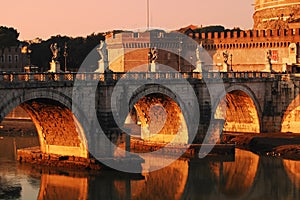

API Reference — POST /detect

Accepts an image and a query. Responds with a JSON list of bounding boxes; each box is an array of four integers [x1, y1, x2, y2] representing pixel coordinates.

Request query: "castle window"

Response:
[[133, 32, 139, 38], [8, 55, 12, 63], [14, 55, 18, 62], [0, 55, 4, 63], [167, 52, 171, 60], [158, 32, 164, 38]]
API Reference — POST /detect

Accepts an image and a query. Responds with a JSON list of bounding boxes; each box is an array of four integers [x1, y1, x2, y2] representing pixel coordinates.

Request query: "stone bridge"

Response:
[[0, 71, 300, 158]]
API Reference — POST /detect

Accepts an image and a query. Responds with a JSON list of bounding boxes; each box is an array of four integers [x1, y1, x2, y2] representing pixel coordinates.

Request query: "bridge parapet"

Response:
[[0, 71, 277, 84]]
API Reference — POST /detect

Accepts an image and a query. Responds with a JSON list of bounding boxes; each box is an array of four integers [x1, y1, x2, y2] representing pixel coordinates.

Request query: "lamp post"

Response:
[[190, 56, 193, 72], [178, 39, 183, 72], [27, 47, 32, 72], [230, 54, 233, 71], [63, 42, 68, 72]]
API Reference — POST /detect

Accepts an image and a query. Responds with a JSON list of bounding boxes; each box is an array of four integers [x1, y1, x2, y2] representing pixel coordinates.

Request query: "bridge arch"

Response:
[[214, 84, 262, 133], [126, 84, 190, 144], [281, 94, 300, 133], [0, 89, 88, 158]]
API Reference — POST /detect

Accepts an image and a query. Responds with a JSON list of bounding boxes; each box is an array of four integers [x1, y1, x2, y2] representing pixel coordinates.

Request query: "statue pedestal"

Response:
[[193, 61, 203, 72], [221, 63, 228, 72], [150, 63, 156, 72], [95, 61, 108, 73], [263, 63, 272, 72], [49, 61, 61, 72]]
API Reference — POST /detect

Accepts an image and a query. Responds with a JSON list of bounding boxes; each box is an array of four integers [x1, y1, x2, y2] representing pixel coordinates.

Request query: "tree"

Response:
[[0, 26, 19, 48]]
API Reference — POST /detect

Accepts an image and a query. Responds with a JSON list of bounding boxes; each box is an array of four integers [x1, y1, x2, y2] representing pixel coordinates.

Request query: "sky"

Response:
[[1, 0, 254, 40]]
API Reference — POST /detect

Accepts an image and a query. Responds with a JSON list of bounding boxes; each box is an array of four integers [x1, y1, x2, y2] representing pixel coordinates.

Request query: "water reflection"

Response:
[[1, 136, 300, 199], [283, 159, 300, 189], [211, 149, 259, 198]]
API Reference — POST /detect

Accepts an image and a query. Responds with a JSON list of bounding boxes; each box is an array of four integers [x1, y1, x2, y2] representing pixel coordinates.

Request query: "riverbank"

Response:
[[0, 119, 37, 137], [223, 132, 300, 160]]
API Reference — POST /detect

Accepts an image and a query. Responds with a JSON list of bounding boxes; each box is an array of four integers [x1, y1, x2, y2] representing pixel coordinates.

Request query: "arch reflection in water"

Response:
[[14, 149, 300, 199], [212, 149, 259, 198], [283, 159, 300, 189]]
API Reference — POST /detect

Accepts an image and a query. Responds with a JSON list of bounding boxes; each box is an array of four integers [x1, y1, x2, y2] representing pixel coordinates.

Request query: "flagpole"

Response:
[[147, 0, 150, 30]]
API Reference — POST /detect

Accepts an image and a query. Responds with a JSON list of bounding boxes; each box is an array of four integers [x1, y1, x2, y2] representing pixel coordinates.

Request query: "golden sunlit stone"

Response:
[[128, 93, 188, 144], [216, 90, 260, 133], [282, 95, 300, 133]]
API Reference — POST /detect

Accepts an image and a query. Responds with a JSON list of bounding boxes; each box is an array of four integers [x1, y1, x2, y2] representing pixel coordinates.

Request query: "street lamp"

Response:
[[178, 39, 183, 72], [63, 42, 68, 72], [190, 56, 193, 72], [27, 47, 32, 72], [230, 54, 233, 71]]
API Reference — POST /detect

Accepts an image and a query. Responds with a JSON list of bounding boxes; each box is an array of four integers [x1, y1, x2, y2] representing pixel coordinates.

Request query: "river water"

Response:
[[0, 122, 300, 199]]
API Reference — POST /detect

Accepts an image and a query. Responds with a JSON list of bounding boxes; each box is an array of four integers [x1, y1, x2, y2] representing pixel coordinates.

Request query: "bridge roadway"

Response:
[[0, 71, 299, 159]]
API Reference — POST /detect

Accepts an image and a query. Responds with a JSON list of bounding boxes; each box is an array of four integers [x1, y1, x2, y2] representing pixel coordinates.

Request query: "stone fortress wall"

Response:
[[106, 28, 300, 73], [190, 28, 300, 72], [104, 0, 300, 73]]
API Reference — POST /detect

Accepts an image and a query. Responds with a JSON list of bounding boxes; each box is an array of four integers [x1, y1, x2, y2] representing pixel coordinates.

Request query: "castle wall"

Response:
[[106, 29, 300, 73], [197, 29, 300, 72]]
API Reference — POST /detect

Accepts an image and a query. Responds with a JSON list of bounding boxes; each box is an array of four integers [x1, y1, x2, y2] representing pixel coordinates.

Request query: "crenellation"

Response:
[[233, 31, 239, 38], [246, 30, 253, 37], [207, 32, 212, 39], [214, 32, 219, 39], [240, 31, 245, 38], [253, 30, 259, 38], [226, 31, 231, 38], [259, 30, 265, 37]]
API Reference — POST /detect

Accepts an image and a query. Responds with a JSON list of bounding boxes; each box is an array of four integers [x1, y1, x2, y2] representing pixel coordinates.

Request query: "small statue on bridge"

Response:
[[50, 43, 60, 62], [98, 40, 108, 62], [95, 40, 109, 73], [265, 49, 273, 72], [223, 50, 230, 71], [194, 43, 204, 72], [149, 47, 158, 64]]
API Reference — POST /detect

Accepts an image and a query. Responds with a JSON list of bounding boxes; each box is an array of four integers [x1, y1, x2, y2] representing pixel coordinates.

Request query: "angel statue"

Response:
[[50, 43, 60, 62], [98, 40, 108, 62], [223, 50, 229, 66], [149, 47, 158, 63]]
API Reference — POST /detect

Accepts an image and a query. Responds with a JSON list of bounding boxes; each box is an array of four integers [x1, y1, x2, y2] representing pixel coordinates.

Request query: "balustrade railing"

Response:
[[0, 71, 281, 83]]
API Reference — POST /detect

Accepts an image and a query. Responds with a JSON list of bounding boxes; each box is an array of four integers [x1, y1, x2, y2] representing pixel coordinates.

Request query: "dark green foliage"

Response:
[[0, 26, 20, 48], [30, 33, 105, 71], [193, 25, 225, 33]]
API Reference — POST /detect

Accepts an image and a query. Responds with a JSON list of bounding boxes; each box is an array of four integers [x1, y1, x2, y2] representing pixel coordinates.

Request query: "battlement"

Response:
[[189, 28, 300, 40], [185, 28, 300, 50]]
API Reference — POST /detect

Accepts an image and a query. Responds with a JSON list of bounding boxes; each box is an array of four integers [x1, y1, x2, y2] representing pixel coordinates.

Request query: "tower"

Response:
[[253, 0, 300, 29]]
